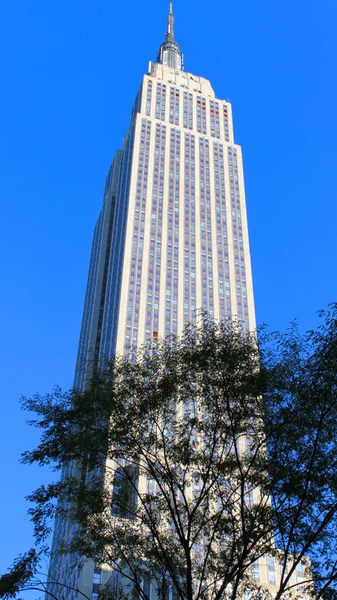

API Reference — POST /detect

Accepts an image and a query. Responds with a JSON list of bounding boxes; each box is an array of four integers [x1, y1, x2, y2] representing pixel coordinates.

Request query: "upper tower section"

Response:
[[157, 1, 184, 71]]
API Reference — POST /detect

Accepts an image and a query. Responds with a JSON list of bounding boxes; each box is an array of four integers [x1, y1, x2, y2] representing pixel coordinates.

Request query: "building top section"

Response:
[[141, 63, 234, 145], [157, 1, 183, 71], [148, 62, 216, 100]]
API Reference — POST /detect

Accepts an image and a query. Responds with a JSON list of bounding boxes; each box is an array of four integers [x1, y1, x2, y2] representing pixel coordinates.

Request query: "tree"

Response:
[[0, 550, 91, 600], [1, 308, 337, 600]]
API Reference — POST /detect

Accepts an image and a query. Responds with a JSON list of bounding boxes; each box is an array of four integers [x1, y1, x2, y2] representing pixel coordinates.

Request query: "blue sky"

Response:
[[1, 0, 337, 589]]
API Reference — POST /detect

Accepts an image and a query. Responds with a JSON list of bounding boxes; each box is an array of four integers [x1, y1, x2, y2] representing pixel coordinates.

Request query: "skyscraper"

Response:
[[48, 2, 271, 598], [74, 2, 255, 394]]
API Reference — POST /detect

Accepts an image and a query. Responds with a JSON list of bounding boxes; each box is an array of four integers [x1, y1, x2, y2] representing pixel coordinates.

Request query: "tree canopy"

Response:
[[2, 308, 337, 600]]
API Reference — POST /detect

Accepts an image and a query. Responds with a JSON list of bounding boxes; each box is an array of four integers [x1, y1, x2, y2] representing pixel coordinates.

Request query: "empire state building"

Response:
[[49, 2, 257, 597], [74, 2, 255, 392]]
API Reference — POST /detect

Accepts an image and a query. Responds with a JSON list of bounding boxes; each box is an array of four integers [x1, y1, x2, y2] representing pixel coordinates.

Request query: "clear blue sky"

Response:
[[1, 0, 337, 587]]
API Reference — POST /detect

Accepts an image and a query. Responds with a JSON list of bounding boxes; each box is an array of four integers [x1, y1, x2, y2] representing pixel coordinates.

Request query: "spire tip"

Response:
[[167, 1, 174, 39], [157, 0, 183, 71]]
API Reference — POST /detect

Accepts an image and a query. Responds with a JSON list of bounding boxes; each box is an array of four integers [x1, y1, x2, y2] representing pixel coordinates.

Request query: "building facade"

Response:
[[74, 3, 255, 393], [47, 3, 306, 600]]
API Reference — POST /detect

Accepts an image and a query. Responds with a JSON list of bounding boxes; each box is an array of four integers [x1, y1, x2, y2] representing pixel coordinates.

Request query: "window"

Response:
[[267, 556, 276, 585], [143, 573, 151, 599]]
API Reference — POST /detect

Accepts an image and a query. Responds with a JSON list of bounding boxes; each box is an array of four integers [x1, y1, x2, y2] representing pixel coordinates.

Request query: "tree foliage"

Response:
[[2, 308, 337, 599]]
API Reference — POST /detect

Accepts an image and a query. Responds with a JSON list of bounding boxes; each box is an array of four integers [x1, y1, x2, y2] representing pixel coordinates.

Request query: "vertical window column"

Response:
[[145, 124, 166, 341], [183, 92, 193, 130], [228, 146, 248, 329], [197, 96, 207, 134], [183, 133, 196, 325], [214, 142, 231, 319], [223, 104, 230, 142], [251, 561, 260, 583], [146, 80, 152, 116], [199, 138, 214, 314], [267, 556, 276, 585], [125, 119, 151, 348], [170, 87, 180, 126], [215, 101, 220, 138], [155, 83, 167, 121], [165, 129, 181, 334], [210, 100, 220, 139]]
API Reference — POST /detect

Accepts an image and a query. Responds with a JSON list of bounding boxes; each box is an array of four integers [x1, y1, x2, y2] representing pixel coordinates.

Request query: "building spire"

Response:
[[157, 0, 183, 71], [167, 1, 174, 39]]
